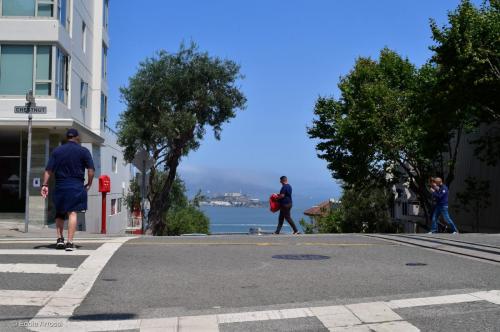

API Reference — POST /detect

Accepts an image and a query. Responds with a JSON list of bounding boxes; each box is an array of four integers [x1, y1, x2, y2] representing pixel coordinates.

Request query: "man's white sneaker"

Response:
[[452, 231, 459, 235]]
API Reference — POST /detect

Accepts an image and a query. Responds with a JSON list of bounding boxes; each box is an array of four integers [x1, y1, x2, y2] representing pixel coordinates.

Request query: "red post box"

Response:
[[98, 175, 111, 234], [99, 175, 111, 193]]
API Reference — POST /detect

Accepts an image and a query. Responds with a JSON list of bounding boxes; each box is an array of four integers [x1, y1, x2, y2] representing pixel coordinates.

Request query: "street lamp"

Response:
[[24, 90, 36, 233]]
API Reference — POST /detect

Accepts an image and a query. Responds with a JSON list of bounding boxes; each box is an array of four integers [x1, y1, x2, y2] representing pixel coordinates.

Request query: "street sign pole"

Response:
[[141, 159, 147, 233], [24, 91, 36, 233]]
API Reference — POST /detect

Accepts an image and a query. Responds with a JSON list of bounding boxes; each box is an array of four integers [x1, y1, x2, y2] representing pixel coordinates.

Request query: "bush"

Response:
[[124, 179, 142, 210], [300, 209, 345, 234], [299, 218, 315, 234], [300, 184, 399, 234], [164, 206, 210, 236]]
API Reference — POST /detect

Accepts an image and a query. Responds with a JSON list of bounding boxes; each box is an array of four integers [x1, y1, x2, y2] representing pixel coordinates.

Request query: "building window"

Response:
[[36, 45, 52, 96], [101, 43, 108, 79], [112, 156, 117, 173], [0, 44, 52, 96], [80, 80, 88, 110], [55, 48, 69, 102], [57, 0, 70, 29], [103, 0, 109, 31], [81, 21, 87, 53], [1, 0, 54, 17], [100, 93, 107, 129], [117, 198, 122, 213], [111, 198, 117, 215]]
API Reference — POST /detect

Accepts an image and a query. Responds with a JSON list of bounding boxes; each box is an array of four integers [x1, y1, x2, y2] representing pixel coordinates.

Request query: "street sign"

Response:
[[14, 106, 47, 114]]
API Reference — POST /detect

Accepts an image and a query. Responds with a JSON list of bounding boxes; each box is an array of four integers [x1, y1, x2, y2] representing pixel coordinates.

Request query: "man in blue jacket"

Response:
[[41, 129, 95, 251], [429, 177, 459, 234], [274, 176, 300, 234]]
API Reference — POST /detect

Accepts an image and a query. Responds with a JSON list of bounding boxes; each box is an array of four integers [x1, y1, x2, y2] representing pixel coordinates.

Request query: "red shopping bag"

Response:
[[269, 194, 280, 213]]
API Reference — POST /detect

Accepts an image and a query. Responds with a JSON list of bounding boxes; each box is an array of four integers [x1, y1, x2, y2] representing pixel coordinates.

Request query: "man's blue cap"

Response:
[[66, 128, 79, 138]]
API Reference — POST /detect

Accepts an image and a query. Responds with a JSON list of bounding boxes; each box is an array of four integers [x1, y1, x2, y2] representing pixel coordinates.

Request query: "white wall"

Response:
[[85, 128, 132, 234]]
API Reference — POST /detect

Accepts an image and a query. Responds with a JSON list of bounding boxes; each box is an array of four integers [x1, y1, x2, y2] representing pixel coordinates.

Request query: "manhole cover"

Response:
[[406, 263, 427, 266], [272, 254, 330, 260]]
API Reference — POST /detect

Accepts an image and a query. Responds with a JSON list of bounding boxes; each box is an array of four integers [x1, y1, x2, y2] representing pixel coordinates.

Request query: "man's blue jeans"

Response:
[[431, 205, 458, 233]]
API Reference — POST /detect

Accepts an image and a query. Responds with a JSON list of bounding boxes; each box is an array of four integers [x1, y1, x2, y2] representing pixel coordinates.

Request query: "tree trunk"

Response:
[[147, 146, 184, 236]]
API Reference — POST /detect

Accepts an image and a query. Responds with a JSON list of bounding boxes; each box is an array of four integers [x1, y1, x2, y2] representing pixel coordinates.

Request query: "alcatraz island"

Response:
[[200, 192, 264, 208]]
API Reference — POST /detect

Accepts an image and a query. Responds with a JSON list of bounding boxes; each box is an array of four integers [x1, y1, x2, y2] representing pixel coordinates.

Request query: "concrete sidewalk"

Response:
[[0, 221, 128, 239]]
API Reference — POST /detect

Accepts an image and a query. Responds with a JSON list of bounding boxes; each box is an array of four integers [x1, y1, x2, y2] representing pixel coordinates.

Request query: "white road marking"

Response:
[[0, 263, 75, 274], [471, 290, 500, 305], [311, 305, 362, 328], [387, 293, 480, 309], [28, 237, 133, 332], [367, 321, 421, 332], [140, 317, 178, 331], [0, 290, 53, 306], [179, 315, 219, 332], [346, 302, 402, 323], [24, 289, 500, 331], [330, 321, 420, 332], [0, 249, 93, 256], [0, 239, 123, 244]]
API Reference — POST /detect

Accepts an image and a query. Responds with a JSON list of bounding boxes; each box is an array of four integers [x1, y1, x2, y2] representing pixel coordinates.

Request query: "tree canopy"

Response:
[[118, 43, 246, 235], [309, 0, 499, 226]]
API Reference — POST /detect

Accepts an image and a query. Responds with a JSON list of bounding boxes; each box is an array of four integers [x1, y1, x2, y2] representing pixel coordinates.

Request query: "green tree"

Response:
[[124, 178, 141, 211], [163, 176, 209, 236], [117, 43, 246, 235], [431, 0, 500, 165], [300, 185, 395, 234], [339, 185, 395, 233], [308, 49, 451, 224]]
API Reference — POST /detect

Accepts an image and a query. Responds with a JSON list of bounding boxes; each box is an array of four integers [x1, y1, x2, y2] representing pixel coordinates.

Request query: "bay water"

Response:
[[202, 204, 310, 234]]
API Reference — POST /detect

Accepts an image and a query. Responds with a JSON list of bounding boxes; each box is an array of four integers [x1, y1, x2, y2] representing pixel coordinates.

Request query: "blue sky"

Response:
[[107, 0, 478, 202]]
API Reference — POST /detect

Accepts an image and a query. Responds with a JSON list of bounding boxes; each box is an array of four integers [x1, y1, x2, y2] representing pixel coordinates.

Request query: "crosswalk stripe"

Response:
[[0, 263, 75, 274], [346, 302, 403, 324], [0, 240, 105, 244], [0, 249, 94, 256], [28, 237, 133, 331], [0, 238, 134, 244], [471, 290, 500, 305], [25, 289, 499, 331], [0, 290, 53, 306]]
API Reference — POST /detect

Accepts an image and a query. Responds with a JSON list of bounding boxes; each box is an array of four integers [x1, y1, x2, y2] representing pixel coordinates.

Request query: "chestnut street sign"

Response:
[[14, 106, 47, 114]]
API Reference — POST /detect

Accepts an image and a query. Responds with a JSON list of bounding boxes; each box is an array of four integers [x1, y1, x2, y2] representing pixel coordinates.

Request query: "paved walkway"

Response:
[[0, 221, 126, 239], [19, 289, 499, 331]]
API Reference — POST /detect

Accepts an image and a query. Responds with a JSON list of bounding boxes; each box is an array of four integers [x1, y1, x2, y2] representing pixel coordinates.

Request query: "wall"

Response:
[[449, 126, 500, 232]]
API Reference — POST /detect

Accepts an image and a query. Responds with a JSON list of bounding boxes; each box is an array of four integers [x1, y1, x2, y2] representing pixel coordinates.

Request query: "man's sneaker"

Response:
[[65, 242, 75, 251], [427, 231, 435, 234], [56, 237, 65, 249], [452, 231, 459, 235]]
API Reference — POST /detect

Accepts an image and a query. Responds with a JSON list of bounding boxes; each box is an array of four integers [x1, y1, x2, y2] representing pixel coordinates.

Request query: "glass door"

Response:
[[0, 131, 25, 213]]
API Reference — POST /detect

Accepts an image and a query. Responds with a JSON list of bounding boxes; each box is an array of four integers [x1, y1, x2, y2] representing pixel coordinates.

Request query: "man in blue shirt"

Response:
[[429, 177, 459, 234], [274, 176, 300, 234], [41, 129, 95, 251]]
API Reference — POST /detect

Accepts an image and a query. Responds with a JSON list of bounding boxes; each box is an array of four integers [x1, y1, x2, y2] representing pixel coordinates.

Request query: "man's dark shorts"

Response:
[[53, 181, 87, 217]]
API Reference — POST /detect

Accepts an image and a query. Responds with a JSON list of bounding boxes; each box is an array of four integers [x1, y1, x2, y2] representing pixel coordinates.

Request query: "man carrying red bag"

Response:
[[272, 176, 300, 235]]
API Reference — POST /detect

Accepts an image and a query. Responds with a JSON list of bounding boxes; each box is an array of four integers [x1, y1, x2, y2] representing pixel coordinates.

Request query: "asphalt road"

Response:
[[69, 234, 500, 331]]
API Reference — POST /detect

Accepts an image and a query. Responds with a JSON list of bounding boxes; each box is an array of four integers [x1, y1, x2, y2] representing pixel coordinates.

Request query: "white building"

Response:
[[0, 0, 133, 234]]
